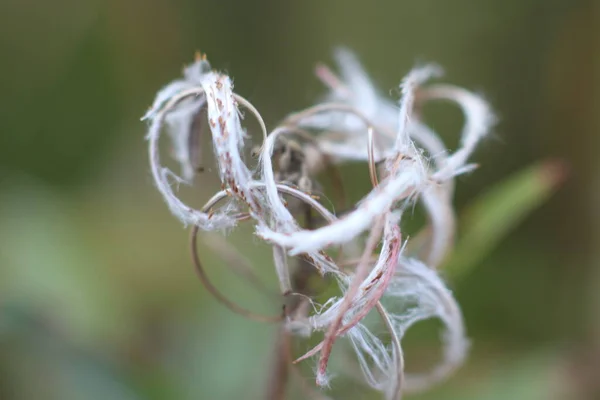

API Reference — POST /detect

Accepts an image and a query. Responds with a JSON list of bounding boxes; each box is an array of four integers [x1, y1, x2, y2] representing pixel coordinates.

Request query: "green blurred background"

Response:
[[0, 0, 598, 399]]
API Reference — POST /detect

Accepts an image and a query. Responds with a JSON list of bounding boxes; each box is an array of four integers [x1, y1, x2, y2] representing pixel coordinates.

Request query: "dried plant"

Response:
[[142, 49, 495, 399]]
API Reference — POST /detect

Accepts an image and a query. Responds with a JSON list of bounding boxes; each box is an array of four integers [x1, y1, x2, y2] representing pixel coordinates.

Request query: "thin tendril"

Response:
[[203, 233, 280, 299], [190, 225, 284, 323], [234, 93, 268, 152], [284, 103, 394, 141], [189, 189, 283, 323], [375, 303, 404, 400], [368, 127, 379, 187], [160, 88, 205, 115], [188, 183, 337, 323]]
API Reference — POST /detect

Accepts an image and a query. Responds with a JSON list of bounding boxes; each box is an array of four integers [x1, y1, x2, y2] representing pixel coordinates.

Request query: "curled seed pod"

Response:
[[144, 49, 494, 400]]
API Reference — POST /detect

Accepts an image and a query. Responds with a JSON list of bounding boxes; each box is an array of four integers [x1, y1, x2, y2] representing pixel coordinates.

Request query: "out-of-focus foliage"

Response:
[[0, 0, 598, 399], [446, 161, 566, 280]]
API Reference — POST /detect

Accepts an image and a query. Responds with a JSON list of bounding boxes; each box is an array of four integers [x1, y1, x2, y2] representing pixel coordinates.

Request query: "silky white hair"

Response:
[[143, 49, 494, 399]]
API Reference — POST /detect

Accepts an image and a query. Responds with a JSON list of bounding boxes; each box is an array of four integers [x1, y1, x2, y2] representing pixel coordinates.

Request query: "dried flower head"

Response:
[[143, 49, 495, 399]]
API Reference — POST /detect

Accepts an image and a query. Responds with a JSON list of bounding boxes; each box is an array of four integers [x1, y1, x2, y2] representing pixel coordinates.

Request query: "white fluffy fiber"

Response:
[[144, 50, 494, 399]]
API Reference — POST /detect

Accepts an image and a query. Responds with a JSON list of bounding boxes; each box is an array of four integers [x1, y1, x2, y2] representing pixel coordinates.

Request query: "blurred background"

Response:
[[0, 0, 598, 399]]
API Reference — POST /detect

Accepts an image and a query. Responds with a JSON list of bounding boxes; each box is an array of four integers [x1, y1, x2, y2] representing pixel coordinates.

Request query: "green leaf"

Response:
[[445, 160, 566, 279]]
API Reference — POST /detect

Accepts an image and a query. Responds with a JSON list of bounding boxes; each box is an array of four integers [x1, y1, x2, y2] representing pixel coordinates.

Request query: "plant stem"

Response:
[[265, 207, 318, 400]]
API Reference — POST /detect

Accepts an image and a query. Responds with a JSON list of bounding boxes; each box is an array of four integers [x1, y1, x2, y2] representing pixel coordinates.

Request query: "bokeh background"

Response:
[[1, 0, 599, 399]]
